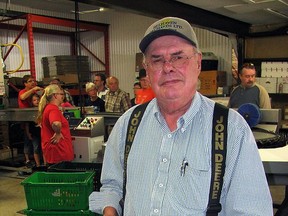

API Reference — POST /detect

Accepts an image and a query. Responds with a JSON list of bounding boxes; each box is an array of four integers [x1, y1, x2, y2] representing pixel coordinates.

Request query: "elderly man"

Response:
[[228, 63, 271, 108], [105, 76, 131, 113], [89, 17, 272, 216]]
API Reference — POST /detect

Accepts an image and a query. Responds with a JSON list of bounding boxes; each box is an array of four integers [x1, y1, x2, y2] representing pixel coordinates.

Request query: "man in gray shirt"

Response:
[[228, 63, 271, 109]]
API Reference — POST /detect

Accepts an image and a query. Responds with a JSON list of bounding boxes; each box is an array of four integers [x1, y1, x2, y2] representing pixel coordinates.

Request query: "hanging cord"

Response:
[[1, 43, 24, 74]]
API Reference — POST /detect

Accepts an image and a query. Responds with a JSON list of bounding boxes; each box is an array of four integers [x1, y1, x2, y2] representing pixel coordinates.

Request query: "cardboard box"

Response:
[[277, 77, 288, 93], [257, 77, 278, 93], [42, 74, 83, 85], [198, 70, 226, 95]]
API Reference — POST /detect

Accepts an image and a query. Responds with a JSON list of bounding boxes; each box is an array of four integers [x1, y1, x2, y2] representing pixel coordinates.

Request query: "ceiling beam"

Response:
[[75, 0, 251, 36]]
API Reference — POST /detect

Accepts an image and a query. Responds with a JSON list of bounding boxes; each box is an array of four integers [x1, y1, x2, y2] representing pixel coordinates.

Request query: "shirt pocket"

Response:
[[169, 159, 210, 213]]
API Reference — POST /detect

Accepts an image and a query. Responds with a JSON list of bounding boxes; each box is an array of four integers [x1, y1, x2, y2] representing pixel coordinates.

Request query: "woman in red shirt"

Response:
[[36, 84, 74, 165]]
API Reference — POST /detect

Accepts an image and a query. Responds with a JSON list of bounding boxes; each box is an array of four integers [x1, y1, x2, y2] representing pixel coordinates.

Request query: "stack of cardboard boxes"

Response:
[[41, 55, 90, 85], [257, 62, 288, 94], [198, 52, 227, 96]]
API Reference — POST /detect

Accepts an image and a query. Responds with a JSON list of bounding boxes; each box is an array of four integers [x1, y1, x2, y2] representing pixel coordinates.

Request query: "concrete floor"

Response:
[[0, 168, 28, 216], [0, 167, 286, 216]]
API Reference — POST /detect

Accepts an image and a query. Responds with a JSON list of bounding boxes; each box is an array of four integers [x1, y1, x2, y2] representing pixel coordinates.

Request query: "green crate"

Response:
[[24, 209, 102, 216], [21, 172, 94, 211], [23, 209, 97, 216]]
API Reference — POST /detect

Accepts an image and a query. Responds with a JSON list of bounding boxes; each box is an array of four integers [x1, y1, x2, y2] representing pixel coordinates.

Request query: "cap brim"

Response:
[[139, 29, 197, 53]]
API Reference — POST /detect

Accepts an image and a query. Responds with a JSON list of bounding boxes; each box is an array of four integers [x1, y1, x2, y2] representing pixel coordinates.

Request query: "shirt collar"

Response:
[[108, 89, 120, 95], [152, 92, 201, 130]]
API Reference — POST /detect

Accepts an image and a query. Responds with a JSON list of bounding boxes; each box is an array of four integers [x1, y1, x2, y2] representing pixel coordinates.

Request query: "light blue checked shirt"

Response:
[[89, 92, 273, 216]]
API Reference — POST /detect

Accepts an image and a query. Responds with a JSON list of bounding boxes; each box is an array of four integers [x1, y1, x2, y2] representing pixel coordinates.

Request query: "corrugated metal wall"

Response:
[[1, 30, 71, 80], [0, 2, 233, 97]]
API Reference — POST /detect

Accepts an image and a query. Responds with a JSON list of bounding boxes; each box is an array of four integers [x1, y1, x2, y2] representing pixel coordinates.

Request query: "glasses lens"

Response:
[[148, 55, 192, 71]]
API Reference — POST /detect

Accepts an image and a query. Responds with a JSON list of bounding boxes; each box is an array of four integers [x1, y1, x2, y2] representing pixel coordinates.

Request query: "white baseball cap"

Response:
[[139, 17, 199, 53]]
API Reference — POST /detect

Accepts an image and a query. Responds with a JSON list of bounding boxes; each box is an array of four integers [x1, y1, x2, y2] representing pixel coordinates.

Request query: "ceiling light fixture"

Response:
[[278, 0, 288, 6], [246, 0, 276, 3], [266, 8, 288, 18], [71, 7, 105, 14]]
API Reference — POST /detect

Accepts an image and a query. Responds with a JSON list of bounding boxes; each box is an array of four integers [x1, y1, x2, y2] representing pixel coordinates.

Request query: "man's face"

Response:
[[144, 35, 202, 103], [94, 76, 103, 88], [239, 68, 256, 88], [25, 78, 37, 89], [133, 84, 141, 96], [139, 76, 151, 89], [108, 78, 119, 92]]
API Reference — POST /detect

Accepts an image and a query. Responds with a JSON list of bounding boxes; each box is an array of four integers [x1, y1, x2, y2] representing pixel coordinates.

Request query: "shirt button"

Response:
[[167, 134, 172, 138], [159, 183, 163, 187], [181, 128, 185, 133], [162, 158, 167, 163], [154, 209, 159, 213]]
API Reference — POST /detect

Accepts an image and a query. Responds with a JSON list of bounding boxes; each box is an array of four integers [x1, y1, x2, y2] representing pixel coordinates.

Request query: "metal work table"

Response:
[[0, 108, 38, 122], [0, 108, 122, 124], [260, 145, 288, 216]]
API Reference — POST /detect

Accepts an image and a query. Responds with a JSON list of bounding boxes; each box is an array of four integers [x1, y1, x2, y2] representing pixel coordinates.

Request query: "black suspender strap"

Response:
[[206, 103, 229, 216], [119, 102, 150, 211]]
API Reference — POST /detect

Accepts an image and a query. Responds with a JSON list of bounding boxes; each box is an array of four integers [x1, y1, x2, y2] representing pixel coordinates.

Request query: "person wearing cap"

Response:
[[135, 69, 155, 104], [84, 82, 105, 112], [50, 77, 75, 106], [228, 63, 271, 109], [89, 17, 272, 215]]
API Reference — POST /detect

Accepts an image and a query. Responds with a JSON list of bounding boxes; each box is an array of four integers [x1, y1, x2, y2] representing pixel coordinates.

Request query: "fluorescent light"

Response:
[[71, 7, 105, 14], [266, 8, 288, 18], [246, 0, 276, 3]]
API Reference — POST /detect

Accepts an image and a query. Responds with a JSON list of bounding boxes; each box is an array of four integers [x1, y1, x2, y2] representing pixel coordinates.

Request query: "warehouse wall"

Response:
[[0, 2, 233, 97]]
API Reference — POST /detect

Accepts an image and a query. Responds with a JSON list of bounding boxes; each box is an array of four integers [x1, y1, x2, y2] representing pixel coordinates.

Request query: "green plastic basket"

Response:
[[23, 209, 102, 216], [21, 172, 94, 211]]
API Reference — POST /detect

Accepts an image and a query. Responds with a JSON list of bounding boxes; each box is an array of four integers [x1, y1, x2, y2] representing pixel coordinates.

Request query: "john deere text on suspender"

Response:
[[119, 102, 150, 211], [207, 103, 229, 216], [121, 102, 228, 216]]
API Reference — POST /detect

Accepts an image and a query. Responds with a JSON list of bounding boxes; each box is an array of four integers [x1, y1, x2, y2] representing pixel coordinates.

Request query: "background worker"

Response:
[[89, 17, 272, 215], [130, 82, 141, 106], [36, 84, 74, 165], [18, 75, 43, 167], [105, 76, 131, 113], [85, 82, 105, 112], [94, 72, 109, 101], [25, 93, 42, 167], [18, 75, 43, 108], [136, 68, 155, 104], [49, 76, 75, 106], [228, 63, 271, 109]]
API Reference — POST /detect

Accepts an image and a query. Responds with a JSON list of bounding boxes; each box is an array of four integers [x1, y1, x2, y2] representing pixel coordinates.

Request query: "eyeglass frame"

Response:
[[144, 53, 198, 71]]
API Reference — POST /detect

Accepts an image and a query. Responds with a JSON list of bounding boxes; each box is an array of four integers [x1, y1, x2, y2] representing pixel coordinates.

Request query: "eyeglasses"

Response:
[[242, 63, 255, 70], [145, 54, 196, 71]]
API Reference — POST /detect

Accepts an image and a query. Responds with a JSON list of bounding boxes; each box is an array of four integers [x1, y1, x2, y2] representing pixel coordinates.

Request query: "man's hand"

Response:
[[103, 206, 118, 216]]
